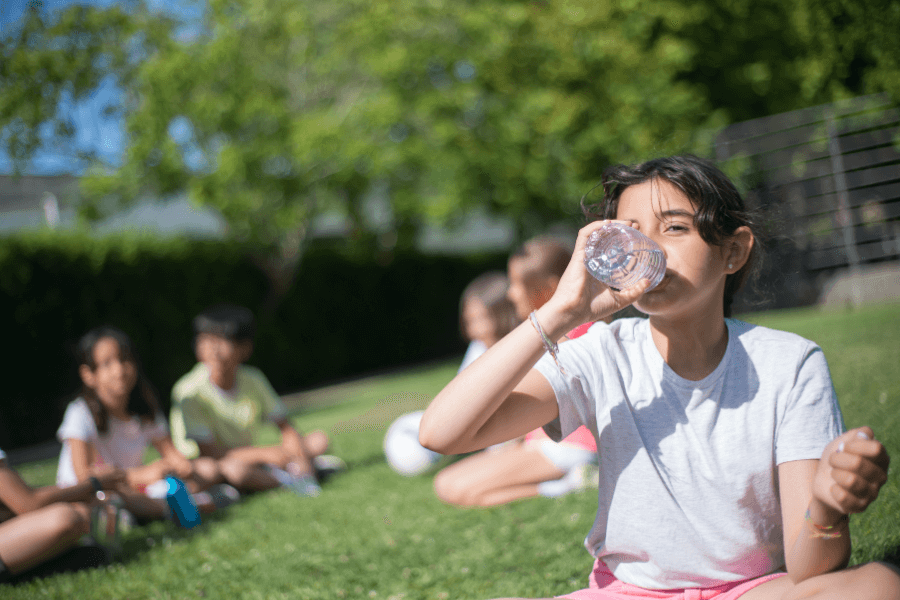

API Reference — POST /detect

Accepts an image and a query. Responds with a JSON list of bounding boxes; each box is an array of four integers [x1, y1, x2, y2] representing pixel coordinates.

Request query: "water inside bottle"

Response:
[[584, 225, 666, 290]]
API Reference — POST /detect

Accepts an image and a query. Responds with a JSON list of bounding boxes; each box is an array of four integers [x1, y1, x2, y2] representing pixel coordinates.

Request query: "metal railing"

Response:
[[715, 95, 900, 308]]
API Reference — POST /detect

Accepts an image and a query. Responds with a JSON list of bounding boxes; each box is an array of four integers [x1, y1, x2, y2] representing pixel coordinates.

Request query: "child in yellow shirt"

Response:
[[170, 304, 342, 496]]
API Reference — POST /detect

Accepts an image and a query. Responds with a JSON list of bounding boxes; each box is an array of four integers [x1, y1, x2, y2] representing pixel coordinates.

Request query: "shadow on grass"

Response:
[[117, 507, 234, 565], [115, 456, 388, 566], [882, 544, 900, 569], [344, 452, 388, 472]]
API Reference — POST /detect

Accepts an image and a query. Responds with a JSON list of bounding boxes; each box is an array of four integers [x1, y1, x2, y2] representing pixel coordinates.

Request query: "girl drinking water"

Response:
[[56, 326, 236, 522], [420, 155, 898, 599]]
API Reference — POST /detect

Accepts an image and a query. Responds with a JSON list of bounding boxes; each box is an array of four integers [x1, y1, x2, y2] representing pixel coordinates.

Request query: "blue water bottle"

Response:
[[165, 476, 201, 529]]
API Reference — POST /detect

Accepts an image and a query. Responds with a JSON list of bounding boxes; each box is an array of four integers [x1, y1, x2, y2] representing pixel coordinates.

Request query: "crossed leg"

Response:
[[433, 442, 566, 507]]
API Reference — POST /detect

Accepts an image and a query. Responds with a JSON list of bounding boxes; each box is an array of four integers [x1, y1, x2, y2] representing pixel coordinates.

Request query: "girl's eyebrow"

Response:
[[619, 208, 695, 222], [659, 209, 695, 219]]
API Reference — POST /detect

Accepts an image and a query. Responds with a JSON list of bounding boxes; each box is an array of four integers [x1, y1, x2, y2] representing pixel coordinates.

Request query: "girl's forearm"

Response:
[[419, 304, 573, 455], [1, 475, 93, 514], [784, 500, 851, 583]]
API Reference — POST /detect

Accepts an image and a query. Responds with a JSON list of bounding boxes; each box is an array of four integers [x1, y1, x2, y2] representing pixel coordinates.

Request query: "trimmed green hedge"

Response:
[[0, 231, 508, 450]]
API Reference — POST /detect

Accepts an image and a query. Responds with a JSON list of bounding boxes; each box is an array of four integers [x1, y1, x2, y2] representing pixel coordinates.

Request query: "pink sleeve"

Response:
[[560, 426, 597, 452], [566, 322, 594, 340], [526, 426, 597, 452], [524, 427, 550, 443]]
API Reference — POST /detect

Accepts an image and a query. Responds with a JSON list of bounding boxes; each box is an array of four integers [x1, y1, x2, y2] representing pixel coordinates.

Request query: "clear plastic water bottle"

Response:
[[583, 223, 666, 291], [165, 476, 201, 529], [90, 495, 127, 556]]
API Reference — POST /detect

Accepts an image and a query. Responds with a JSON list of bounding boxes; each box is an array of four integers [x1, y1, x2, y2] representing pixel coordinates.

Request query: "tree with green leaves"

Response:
[[2, 0, 898, 308]]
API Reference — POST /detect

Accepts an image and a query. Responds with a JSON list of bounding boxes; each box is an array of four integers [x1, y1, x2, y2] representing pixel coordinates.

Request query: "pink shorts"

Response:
[[558, 560, 787, 600]]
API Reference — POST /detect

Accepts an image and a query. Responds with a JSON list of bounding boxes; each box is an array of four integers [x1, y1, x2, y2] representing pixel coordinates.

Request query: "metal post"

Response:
[[825, 108, 862, 307]]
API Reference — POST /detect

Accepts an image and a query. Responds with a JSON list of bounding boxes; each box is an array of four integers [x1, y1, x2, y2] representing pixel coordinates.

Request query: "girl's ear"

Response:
[[79, 364, 96, 389], [725, 226, 754, 274]]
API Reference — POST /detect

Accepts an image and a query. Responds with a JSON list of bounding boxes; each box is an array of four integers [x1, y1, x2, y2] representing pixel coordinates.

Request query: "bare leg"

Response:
[[217, 458, 280, 493], [433, 443, 566, 507], [0, 503, 90, 574], [224, 437, 330, 480], [183, 457, 224, 492], [736, 561, 900, 599], [301, 430, 329, 458], [116, 490, 169, 521], [224, 445, 290, 468]]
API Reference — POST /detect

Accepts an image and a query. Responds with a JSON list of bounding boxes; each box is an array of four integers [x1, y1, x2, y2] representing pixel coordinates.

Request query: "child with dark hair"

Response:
[[421, 155, 899, 598], [0, 448, 121, 584], [170, 304, 343, 497], [56, 326, 236, 522]]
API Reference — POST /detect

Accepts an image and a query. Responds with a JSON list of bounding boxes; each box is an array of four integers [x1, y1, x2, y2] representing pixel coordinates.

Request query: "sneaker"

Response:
[[571, 463, 600, 491], [208, 483, 241, 508], [286, 474, 322, 497], [312, 454, 346, 482], [194, 484, 241, 513]]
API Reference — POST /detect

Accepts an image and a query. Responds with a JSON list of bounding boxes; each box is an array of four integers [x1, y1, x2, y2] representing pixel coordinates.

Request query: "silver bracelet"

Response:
[[529, 311, 568, 375]]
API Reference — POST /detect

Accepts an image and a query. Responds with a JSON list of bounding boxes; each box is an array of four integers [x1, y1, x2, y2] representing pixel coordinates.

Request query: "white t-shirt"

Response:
[[56, 397, 169, 487], [534, 318, 844, 590], [458, 340, 488, 372]]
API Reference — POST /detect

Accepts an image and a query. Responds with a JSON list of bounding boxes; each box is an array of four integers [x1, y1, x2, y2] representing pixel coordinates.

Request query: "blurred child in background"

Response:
[[458, 271, 521, 372], [170, 304, 343, 497], [432, 238, 599, 507], [56, 326, 236, 523], [1, 447, 122, 583]]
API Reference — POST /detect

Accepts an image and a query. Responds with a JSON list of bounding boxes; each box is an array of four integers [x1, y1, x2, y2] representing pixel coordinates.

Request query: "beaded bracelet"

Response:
[[804, 508, 847, 539], [529, 311, 569, 375]]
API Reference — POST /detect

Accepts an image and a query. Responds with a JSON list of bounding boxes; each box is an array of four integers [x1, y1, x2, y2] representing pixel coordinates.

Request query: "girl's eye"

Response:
[[666, 223, 689, 232]]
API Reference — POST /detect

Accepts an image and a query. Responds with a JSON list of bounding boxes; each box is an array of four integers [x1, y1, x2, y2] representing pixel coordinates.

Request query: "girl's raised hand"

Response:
[[813, 426, 890, 516], [547, 220, 651, 329]]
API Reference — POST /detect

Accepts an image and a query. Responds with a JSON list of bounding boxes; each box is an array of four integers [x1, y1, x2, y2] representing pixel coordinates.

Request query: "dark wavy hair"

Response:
[[76, 326, 161, 434], [581, 155, 762, 318]]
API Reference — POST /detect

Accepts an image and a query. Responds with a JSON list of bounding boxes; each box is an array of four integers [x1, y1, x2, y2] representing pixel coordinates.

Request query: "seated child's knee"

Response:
[[47, 503, 90, 536], [433, 471, 474, 506], [193, 457, 222, 480], [218, 458, 251, 484], [305, 430, 329, 456]]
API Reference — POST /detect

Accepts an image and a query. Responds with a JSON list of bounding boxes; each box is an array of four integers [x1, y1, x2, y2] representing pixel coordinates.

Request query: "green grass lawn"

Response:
[[6, 302, 900, 599]]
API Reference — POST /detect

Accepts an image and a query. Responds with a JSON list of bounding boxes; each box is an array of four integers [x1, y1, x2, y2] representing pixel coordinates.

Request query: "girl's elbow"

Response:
[[418, 418, 454, 455], [417, 423, 442, 453]]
